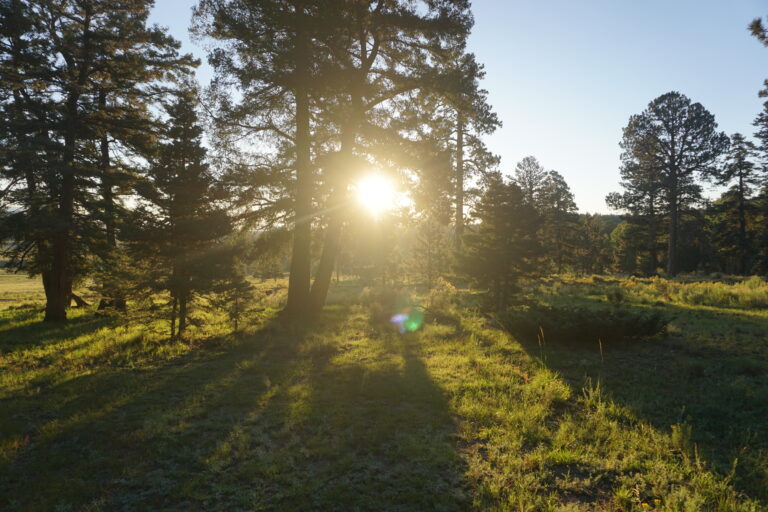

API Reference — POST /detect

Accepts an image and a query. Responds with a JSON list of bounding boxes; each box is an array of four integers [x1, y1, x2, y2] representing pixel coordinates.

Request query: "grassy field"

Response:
[[0, 272, 45, 308], [0, 274, 766, 511]]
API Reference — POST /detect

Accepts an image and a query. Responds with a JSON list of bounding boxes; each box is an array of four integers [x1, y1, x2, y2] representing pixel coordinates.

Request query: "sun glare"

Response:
[[354, 174, 396, 217]]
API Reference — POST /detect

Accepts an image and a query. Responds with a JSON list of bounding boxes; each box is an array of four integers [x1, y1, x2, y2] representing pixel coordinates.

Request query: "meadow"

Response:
[[1, 272, 767, 511]]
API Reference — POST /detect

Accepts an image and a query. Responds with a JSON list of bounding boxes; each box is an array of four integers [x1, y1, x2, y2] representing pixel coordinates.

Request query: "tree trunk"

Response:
[[667, 186, 678, 276], [43, 1, 93, 321], [178, 295, 188, 338], [427, 234, 433, 288], [648, 194, 658, 276], [285, 28, 313, 317], [170, 296, 177, 339], [738, 176, 748, 275], [96, 90, 127, 312], [44, 97, 78, 322], [309, 99, 359, 313], [309, 210, 344, 312], [455, 114, 465, 252]]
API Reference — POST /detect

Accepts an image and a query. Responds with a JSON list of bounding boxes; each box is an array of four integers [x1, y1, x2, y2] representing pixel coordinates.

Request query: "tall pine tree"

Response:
[[128, 89, 232, 338]]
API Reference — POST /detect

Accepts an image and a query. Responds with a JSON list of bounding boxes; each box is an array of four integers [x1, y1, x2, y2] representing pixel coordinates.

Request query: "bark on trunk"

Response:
[[44, 6, 92, 322], [667, 185, 678, 276], [285, 28, 313, 316], [178, 295, 188, 338], [738, 176, 748, 275], [454, 115, 465, 252], [45, 97, 78, 322], [648, 194, 658, 276], [96, 90, 126, 312], [309, 201, 344, 312], [170, 297, 177, 339], [308, 102, 359, 313]]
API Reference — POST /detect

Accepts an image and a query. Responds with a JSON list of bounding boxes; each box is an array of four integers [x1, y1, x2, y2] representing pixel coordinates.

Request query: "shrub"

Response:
[[427, 277, 457, 316], [500, 304, 668, 344]]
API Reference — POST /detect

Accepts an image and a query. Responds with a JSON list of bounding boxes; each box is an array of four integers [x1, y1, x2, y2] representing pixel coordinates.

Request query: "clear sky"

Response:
[[149, 0, 768, 213]]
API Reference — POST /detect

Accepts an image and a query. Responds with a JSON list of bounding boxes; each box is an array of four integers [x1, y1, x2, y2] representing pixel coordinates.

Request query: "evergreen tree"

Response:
[[0, 0, 194, 321], [539, 170, 578, 272], [513, 156, 548, 206], [192, 0, 319, 317], [710, 133, 761, 274], [606, 161, 665, 275], [457, 173, 540, 310], [304, 0, 473, 312], [618, 92, 728, 275], [575, 214, 611, 274], [410, 52, 500, 251], [610, 221, 643, 274], [128, 90, 232, 338], [752, 100, 768, 273], [208, 259, 254, 333], [753, 188, 768, 273]]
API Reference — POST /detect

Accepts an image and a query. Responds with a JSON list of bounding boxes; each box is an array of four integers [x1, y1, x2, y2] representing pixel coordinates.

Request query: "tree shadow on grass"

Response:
[[515, 298, 768, 505], [0, 306, 117, 352], [1, 305, 467, 511]]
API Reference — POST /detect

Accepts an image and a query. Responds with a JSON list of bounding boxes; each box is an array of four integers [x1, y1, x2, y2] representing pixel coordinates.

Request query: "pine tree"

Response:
[[192, 0, 319, 317], [127, 90, 232, 338], [751, 102, 768, 273], [195, 0, 474, 314], [0, 0, 194, 321], [575, 214, 611, 274], [305, 0, 473, 312], [410, 52, 500, 252], [412, 215, 452, 288], [457, 173, 540, 310], [610, 222, 643, 274], [513, 156, 548, 206], [539, 170, 578, 273], [710, 133, 761, 274], [618, 92, 728, 275], [606, 161, 665, 275]]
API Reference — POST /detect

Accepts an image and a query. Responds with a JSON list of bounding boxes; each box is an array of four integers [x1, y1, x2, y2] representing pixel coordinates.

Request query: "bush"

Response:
[[426, 277, 457, 316], [500, 304, 668, 344]]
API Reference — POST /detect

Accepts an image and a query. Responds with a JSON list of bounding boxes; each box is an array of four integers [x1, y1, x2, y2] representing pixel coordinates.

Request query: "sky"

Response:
[[149, 0, 768, 213]]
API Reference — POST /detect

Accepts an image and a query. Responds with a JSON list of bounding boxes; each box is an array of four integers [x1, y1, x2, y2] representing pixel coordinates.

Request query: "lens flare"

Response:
[[354, 174, 396, 217], [390, 307, 424, 333]]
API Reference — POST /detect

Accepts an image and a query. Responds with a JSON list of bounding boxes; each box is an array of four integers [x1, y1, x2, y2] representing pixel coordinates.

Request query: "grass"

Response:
[[0, 271, 45, 308], [0, 274, 766, 510]]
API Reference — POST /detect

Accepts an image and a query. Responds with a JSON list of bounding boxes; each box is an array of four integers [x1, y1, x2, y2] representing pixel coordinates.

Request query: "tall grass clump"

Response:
[[622, 276, 768, 309], [426, 277, 457, 318]]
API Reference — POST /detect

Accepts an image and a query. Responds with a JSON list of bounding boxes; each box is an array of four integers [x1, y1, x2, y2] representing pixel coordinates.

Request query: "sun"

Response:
[[354, 174, 396, 217]]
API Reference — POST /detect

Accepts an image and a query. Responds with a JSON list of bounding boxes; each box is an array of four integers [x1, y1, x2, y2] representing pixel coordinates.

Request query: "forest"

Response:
[[1, 1, 768, 511]]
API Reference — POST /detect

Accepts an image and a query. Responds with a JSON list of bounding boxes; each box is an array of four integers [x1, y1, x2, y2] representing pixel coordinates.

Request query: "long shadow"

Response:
[[514, 298, 768, 504], [262, 325, 467, 510], [173, 307, 468, 510], [0, 307, 117, 353], [1, 305, 467, 511], [0, 310, 299, 510]]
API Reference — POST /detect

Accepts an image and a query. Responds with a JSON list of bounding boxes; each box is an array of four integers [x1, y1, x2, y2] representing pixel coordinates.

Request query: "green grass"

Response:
[[0, 271, 45, 308], [0, 276, 766, 510]]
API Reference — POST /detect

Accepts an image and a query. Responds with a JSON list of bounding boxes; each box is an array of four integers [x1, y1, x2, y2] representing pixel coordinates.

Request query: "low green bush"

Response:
[[500, 304, 668, 344]]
